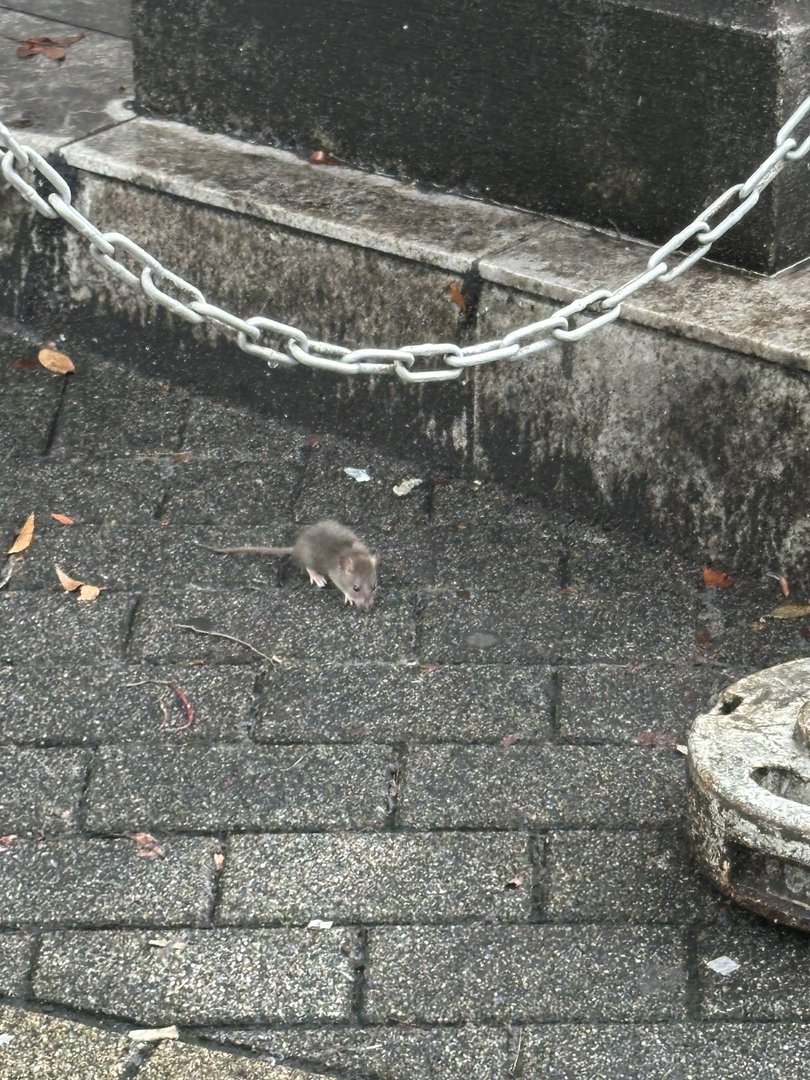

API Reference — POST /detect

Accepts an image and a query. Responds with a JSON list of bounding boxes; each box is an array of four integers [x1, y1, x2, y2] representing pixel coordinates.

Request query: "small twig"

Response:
[[158, 696, 171, 729], [176, 622, 281, 664], [510, 1029, 523, 1076], [0, 555, 22, 590], [168, 682, 195, 732]]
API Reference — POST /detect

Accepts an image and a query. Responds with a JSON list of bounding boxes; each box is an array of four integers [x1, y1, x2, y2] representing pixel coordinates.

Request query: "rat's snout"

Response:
[[356, 594, 375, 612]]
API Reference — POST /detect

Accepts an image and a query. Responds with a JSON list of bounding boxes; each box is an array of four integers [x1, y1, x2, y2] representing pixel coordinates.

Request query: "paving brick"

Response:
[[255, 662, 553, 743], [85, 744, 393, 832], [218, 832, 530, 924], [130, 588, 416, 663], [365, 925, 686, 1022], [697, 574, 810, 669], [0, 934, 32, 996], [0, 458, 166, 525], [0, 593, 135, 663], [565, 523, 698, 599], [557, 662, 726, 743], [545, 829, 722, 923], [180, 396, 309, 462], [205, 1024, 511, 1080], [49, 359, 188, 457], [698, 919, 810, 1019], [162, 459, 303, 524], [34, 928, 356, 1024], [420, 584, 696, 664], [518, 1023, 810, 1080], [296, 440, 429, 529], [431, 521, 563, 590], [0, 1005, 135, 1080], [401, 745, 684, 828], [419, 586, 563, 663], [0, 836, 216, 927], [0, 748, 89, 834], [0, 663, 255, 745], [140, 1040, 318, 1079]]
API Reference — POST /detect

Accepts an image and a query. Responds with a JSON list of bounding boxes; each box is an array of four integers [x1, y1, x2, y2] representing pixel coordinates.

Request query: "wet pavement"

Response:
[[1, 323, 810, 1078]]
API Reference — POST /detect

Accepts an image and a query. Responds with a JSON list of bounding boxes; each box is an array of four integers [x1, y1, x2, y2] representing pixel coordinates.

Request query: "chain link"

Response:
[[1, 92, 808, 381]]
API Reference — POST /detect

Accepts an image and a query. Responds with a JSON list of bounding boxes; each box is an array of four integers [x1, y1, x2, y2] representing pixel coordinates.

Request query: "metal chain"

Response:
[[1, 94, 809, 383]]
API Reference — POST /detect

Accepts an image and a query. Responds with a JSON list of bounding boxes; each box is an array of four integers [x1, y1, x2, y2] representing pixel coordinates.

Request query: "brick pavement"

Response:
[[2, 322, 810, 1079]]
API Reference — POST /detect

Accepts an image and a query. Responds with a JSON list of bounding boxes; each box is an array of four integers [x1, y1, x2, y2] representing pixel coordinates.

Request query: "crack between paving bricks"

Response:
[[207, 833, 229, 926], [41, 368, 72, 457], [684, 925, 703, 1021], [385, 743, 407, 830], [528, 833, 549, 924], [121, 592, 144, 660], [348, 926, 369, 1027]]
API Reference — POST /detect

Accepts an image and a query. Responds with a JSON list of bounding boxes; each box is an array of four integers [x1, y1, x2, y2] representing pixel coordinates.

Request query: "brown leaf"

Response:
[[765, 602, 810, 620], [77, 584, 103, 602], [695, 629, 715, 650], [8, 513, 35, 554], [308, 150, 340, 165], [703, 566, 733, 589], [38, 347, 75, 374], [0, 834, 18, 853], [306, 434, 321, 447], [500, 732, 522, 747], [448, 281, 467, 313], [213, 849, 225, 872], [11, 357, 38, 370], [778, 575, 790, 598], [42, 46, 66, 60], [170, 452, 192, 464], [54, 564, 82, 592], [129, 832, 164, 858], [749, 620, 766, 632], [50, 512, 76, 525]]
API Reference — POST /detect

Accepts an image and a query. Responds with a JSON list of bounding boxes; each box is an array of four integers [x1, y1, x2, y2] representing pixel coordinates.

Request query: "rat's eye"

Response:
[[353, 584, 361, 592]]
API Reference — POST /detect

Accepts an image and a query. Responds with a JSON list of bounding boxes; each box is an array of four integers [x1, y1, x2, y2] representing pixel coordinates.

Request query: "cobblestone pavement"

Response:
[[2, 322, 810, 1078]]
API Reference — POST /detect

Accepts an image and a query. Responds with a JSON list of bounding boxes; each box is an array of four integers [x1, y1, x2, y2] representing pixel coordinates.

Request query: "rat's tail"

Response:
[[199, 543, 295, 556]]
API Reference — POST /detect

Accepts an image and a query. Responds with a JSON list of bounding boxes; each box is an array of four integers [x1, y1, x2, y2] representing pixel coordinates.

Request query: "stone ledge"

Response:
[[59, 117, 810, 369]]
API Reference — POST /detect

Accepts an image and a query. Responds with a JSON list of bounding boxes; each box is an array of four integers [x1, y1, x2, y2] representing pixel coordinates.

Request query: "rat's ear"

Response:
[[339, 554, 354, 572], [370, 552, 378, 566]]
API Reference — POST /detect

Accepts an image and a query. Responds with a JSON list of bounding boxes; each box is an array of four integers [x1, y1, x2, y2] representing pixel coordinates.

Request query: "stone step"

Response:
[[2, 114, 810, 578]]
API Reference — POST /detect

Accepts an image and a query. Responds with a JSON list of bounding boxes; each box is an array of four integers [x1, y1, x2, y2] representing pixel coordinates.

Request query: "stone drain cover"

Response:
[[688, 659, 810, 929]]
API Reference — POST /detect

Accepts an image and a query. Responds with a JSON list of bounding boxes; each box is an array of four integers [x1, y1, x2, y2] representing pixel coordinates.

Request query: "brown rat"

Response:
[[201, 519, 378, 611]]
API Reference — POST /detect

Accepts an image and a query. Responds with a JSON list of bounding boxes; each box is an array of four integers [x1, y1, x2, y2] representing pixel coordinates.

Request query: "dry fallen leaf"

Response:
[[38, 347, 75, 374], [213, 850, 225, 872], [11, 357, 37, 370], [129, 832, 164, 858], [778, 575, 790, 598], [308, 150, 340, 165], [500, 732, 522, 747], [765, 602, 810, 620], [16, 31, 85, 60], [702, 566, 733, 589], [77, 584, 102, 602], [7, 513, 35, 554], [448, 281, 467, 313], [54, 565, 82, 592], [0, 835, 18, 853], [50, 512, 76, 526]]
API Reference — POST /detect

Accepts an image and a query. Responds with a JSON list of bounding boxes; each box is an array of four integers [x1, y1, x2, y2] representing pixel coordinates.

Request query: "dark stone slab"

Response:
[[0, 836, 215, 927], [0, 663, 255, 745], [131, 0, 810, 273], [400, 744, 684, 828], [130, 588, 416, 664], [49, 359, 188, 458], [0, 457, 167, 526], [0, 748, 89, 834], [254, 662, 553, 743], [218, 832, 530, 924], [557, 663, 726, 744], [204, 1024, 511, 1080], [84, 743, 394, 832], [161, 458, 303, 526], [0, 933, 33, 995], [518, 1023, 810, 1080], [544, 828, 723, 923], [698, 917, 810, 1020], [0, 334, 64, 458], [365, 925, 686, 1022], [34, 928, 356, 1024], [0, 593, 136, 663]]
